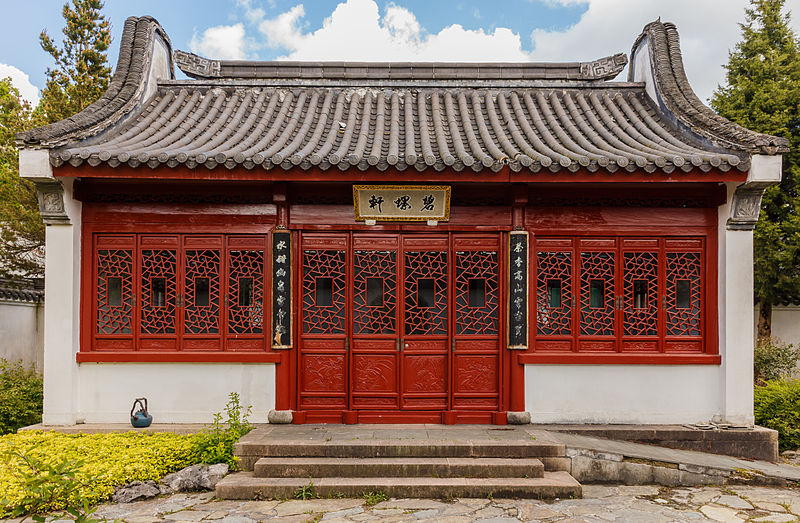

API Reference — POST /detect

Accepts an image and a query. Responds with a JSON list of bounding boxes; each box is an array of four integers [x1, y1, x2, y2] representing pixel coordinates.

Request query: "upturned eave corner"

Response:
[[14, 15, 174, 151], [630, 19, 789, 159], [727, 154, 783, 230]]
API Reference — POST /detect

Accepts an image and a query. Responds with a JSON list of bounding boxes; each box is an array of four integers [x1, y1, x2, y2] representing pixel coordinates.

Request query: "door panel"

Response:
[[622, 248, 659, 352], [351, 235, 400, 409], [452, 236, 501, 411], [298, 234, 348, 411], [139, 235, 179, 351]]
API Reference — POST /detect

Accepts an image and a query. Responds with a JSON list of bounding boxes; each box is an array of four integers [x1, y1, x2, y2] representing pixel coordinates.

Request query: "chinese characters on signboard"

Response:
[[508, 231, 528, 349], [271, 230, 292, 349], [354, 185, 450, 222]]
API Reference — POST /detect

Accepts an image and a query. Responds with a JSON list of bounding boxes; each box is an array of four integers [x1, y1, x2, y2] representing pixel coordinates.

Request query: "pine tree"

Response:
[[711, 0, 800, 339], [37, 0, 112, 123]]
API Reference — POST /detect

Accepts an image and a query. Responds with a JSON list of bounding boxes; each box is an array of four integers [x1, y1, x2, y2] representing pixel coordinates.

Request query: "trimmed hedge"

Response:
[[754, 378, 800, 451], [0, 359, 43, 435]]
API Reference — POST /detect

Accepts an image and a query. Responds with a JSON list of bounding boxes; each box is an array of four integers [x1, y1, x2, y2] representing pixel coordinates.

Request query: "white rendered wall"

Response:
[[0, 300, 44, 370], [76, 363, 275, 423], [754, 304, 800, 347], [525, 365, 722, 424]]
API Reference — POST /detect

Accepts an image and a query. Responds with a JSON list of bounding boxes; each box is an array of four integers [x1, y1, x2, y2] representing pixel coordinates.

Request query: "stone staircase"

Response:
[[215, 425, 581, 499]]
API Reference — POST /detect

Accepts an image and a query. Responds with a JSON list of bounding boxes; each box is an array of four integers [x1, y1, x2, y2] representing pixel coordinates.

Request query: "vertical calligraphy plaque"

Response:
[[271, 230, 292, 349], [508, 231, 529, 350]]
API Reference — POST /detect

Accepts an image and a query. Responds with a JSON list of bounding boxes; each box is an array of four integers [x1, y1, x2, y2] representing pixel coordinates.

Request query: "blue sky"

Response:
[[2, 0, 799, 107]]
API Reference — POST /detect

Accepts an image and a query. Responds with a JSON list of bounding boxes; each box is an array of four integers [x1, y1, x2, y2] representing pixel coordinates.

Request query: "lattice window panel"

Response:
[[455, 251, 499, 335], [353, 250, 396, 335], [404, 251, 448, 336], [227, 250, 264, 334], [184, 250, 220, 334], [140, 249, 177, 334], [623, 251, 658, 336], [96, 249, 133, 335], [580, 251, 615, 336], [666, 252, 702, 336], [536, 251, 572, 336], [302, 250, 347, 334]]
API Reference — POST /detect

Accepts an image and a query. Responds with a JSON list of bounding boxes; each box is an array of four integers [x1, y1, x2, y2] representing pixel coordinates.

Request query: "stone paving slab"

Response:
[[8, 485, 800, 522], [546, 430, 800, 482]]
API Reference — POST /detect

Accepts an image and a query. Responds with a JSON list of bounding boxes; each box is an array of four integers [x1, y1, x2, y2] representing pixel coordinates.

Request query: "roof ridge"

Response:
[[631, 19, 788, 155], [16, 16, 173, 148]]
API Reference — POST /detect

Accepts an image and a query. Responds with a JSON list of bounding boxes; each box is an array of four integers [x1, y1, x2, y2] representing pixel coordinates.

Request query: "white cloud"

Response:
[[189, 23, 246, 60], [0, 64, 39, 107]]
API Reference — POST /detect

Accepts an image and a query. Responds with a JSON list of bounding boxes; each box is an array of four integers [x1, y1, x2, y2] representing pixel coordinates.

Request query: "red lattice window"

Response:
[[666, 252, 702, 336], [455, 251, 499, 335], [184, 250, 221, 334], [96, 249, 133, 335], [302, 250, 347, 334], [536, 251, 572, 336], [140, 249, 177, 335], [623, 252, 658, 337], [353, 250, 396, 334], [580, 251, 615, 336], [228, 249, 264, 335], [405, 251, 448, 336]]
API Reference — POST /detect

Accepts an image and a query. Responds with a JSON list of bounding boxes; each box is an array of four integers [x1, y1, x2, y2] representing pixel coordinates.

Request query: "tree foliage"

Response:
[[0, 80, 44, 277], [38, 0, 112, 124], [711, 0, 800, 337]]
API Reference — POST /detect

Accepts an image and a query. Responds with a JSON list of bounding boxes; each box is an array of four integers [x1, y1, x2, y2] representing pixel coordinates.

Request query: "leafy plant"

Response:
[[190, 392, 253, 469], [754, 378, 800, 450], [294, 477, 315, 500], [754, 337, 800, 383], [362, 490, 387, 506], [0, 359, 43, 435]]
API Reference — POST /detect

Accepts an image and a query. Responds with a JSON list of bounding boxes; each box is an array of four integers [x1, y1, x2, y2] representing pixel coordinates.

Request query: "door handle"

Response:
[[345, 337, 350, 352], [451, 338, 456, 353], [397, 339, 402, 353]]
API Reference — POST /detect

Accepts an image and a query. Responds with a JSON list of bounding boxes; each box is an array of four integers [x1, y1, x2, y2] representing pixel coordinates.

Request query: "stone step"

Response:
[[235, 439, 566, 464], [253, 456, 545, 479], [215, 471, 581, 500]]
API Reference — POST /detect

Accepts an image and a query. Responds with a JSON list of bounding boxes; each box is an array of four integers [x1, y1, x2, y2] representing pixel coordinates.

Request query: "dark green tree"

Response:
[[37, 0, 112, 123], [711, 0, 800, 339], [0, 79, 44, 277]]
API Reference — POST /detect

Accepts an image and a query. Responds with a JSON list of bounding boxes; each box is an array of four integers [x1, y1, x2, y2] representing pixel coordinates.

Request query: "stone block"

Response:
[[506, 411, 531, 425], [267, 410, 293, 424]]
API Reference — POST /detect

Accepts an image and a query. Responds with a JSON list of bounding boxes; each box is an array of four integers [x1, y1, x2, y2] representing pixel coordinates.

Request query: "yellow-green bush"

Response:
[[0, 431, 197, 516]]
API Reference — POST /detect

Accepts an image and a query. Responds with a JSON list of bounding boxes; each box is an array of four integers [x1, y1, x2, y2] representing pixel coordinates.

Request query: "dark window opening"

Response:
[[195, 277, 210, 307], [676, 279, 691, 309], [418, 278, 435, 308], [633, 280, 648, 309], [468, 278, 486, 308], [590, 279, 605, 309], [316, 277, 333, 307], [547, 279, 562, 308], [239, 278, 254, 307], [108, 277, 122, 307], [366, 277, 384, 307], [151, 277, 166, 307]]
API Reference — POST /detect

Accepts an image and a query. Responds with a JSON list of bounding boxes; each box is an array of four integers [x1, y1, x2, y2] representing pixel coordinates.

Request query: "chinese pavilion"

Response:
[[17, 16, 786, 426]]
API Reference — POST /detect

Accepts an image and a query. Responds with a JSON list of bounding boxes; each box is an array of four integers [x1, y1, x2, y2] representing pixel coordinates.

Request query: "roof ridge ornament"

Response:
[[579, 53, 628, 81], [174, 50, 221, 78]]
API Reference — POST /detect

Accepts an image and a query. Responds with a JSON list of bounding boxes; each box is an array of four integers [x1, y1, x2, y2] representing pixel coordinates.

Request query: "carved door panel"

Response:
[[226, 236, 267, 351], [139, 235, 179, 351], [94, 235, 135, 351], [451, 236, 501, 412], [298, 234, 349, 413], [664, 239, 704, 353], [183, 236, 222, 351], [621, 239, 660, 352], [578, 239, 618, 352], [400, 236, 450, 410], [350, 235, 400, 410]]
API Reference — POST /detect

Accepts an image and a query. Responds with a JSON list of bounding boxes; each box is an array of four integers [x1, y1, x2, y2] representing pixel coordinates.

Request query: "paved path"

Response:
[[2, 484, 781, 522]]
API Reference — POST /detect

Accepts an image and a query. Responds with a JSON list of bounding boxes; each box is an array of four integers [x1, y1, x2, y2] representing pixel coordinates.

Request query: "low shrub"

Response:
[[754, 337, 800, 384], [0, 359, 43, 435], [0, 431, 197, 517], [190, 392, 253, 469], [754, 378, 800, 451]]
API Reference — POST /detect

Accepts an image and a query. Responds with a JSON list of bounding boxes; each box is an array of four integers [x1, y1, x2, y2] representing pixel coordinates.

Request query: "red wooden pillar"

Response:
[[273, 183, 293, 411], [509, 184, 527, 413]]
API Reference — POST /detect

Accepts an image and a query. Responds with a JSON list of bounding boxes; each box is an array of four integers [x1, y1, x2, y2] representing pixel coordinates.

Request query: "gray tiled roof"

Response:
[[0, 278, 44, 304], [19, 16, 788, 176]]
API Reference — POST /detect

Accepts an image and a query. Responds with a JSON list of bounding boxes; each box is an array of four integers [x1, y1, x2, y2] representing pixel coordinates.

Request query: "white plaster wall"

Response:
[[754, 304, 800, 347], [0, 300, 44, 370], [77, 363, 275, 423], [525, 365, 722, 424]]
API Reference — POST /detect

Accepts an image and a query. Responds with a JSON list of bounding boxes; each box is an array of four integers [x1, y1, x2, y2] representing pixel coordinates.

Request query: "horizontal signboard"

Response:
[[353, 185, 450, 222]]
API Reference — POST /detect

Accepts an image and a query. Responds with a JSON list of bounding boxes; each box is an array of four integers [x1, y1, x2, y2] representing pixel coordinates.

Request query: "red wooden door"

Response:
[[298, 234, 349, 418], [400, 236, 450, 411], [350, 235, 400, 410], [451, 235, 502, 417]]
